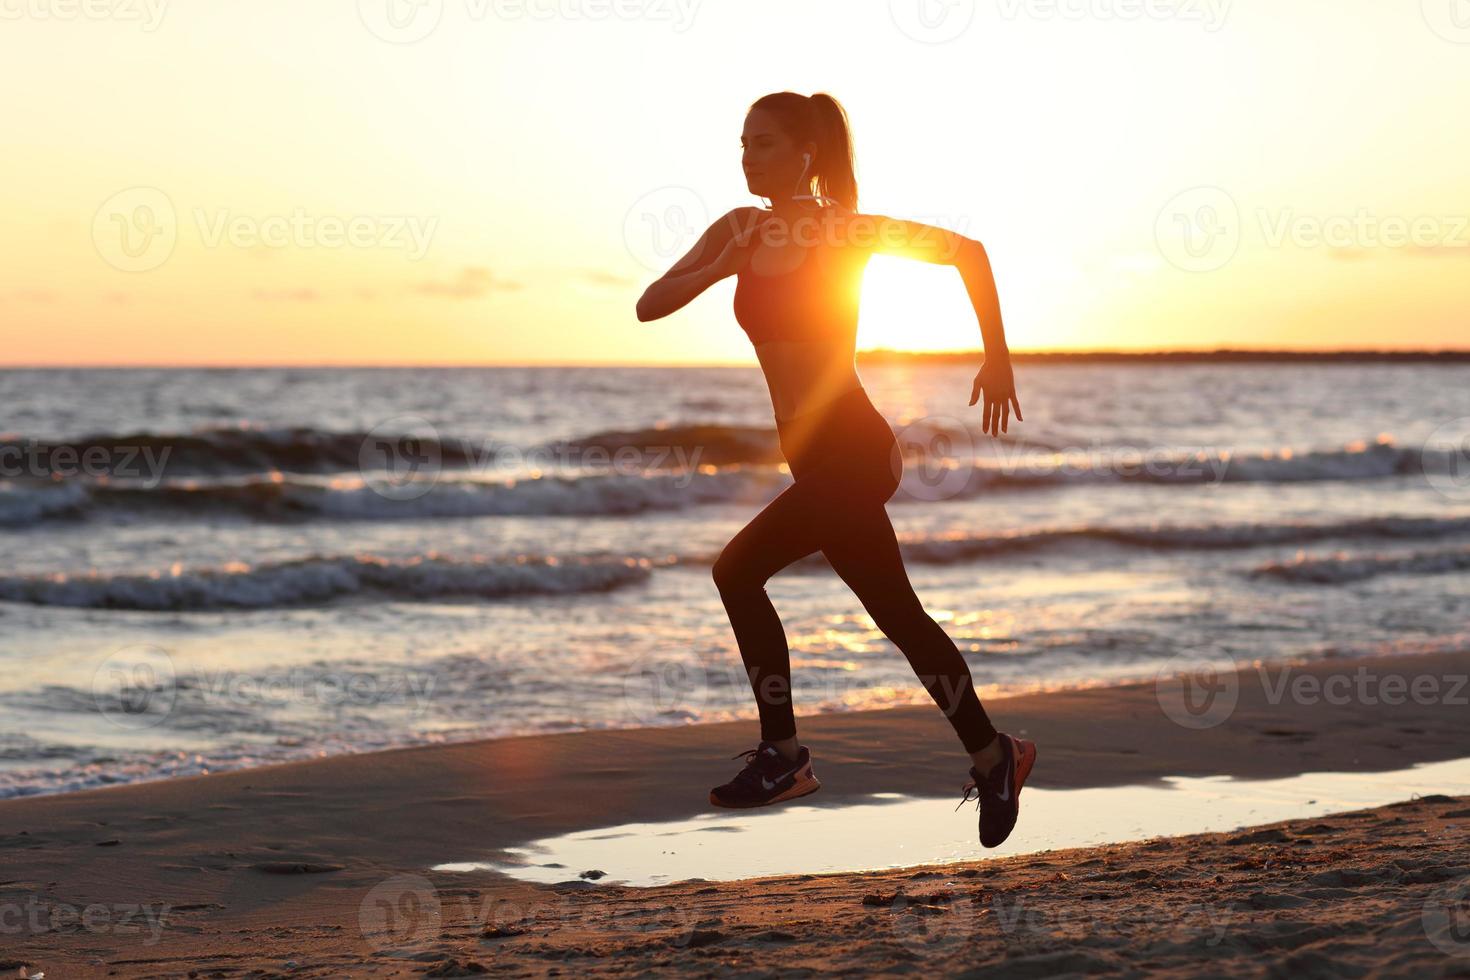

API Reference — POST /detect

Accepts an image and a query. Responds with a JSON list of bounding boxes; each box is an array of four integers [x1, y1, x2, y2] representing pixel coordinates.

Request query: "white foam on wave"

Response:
[[0, 553, 662, 611]]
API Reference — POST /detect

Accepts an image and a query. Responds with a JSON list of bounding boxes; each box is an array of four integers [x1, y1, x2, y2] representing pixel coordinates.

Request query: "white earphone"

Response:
[[758, 149, 838, 209]]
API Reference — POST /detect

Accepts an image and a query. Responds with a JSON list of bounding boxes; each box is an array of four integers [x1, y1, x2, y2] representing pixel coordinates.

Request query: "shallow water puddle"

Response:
[[435, 757, 1470, 887]]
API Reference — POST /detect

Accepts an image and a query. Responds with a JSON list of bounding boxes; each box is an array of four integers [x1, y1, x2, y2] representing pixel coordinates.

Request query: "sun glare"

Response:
[[856, 254, 981, 353]]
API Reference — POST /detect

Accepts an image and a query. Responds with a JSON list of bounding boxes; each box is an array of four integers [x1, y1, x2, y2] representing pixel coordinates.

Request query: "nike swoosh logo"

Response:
[[995, 749, 1015, 802], [761, 763, 804, 792]]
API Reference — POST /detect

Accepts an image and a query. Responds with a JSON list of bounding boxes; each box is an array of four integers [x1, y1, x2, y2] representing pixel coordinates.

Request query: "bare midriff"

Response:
[[753, 336, 864, 423]]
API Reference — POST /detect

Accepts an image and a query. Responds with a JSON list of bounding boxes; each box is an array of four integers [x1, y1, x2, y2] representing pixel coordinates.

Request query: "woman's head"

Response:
[[741, 92, 857, 212]]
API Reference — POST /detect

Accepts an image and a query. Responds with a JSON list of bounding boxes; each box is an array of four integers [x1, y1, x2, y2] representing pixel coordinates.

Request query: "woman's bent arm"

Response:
[[636, 207, 756, 322], [637, 263, 723, 322]]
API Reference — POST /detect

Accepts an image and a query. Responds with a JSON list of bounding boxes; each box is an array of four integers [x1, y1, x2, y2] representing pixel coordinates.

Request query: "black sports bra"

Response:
[[732, 228, 867, 346]]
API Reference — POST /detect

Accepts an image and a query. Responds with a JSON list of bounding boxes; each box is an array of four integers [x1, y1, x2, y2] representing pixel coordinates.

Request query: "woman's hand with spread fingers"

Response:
[[969, 355, 1022, 436]]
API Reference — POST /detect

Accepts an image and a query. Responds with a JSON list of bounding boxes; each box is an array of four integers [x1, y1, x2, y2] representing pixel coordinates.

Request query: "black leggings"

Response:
[[712, 386, 999, 755]]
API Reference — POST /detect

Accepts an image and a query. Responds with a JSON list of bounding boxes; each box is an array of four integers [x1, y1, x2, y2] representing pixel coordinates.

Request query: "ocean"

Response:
[[2, 362, 1468, 798]]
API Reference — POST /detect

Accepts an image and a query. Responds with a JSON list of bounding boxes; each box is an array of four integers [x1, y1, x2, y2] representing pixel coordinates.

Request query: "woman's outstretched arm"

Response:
[[851, 214, 1008, 353], [953, 237, 1008, 361], [853, 213, 1021, 434]]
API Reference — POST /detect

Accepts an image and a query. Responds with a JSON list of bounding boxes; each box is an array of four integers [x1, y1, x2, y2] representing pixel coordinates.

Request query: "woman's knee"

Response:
[[868, 595, 942, 645], [712, 546, 762, 595]]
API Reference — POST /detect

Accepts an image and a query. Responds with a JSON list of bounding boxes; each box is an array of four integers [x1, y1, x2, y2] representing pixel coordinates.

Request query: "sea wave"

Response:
[[0, 426, 487, 478], [961, 439, 1448, 490], [0, 421, 781, 482], [0, 467, 786, 525], [1, 436, 1458, 528], [669, 514, 1470, 568], [1248, 545, 1470, 585], [15, 514, 1466, 611], [896, 515, 1470, 564], [0, 554, 661, 611], [550, 423, 781, 467]]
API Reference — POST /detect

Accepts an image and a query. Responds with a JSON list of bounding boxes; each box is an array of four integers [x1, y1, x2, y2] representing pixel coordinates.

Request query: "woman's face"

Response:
[[741, 108, 811, 202]]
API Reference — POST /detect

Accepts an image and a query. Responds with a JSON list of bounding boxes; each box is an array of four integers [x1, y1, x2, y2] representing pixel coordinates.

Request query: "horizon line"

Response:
[[4, 346, 1470, 370]]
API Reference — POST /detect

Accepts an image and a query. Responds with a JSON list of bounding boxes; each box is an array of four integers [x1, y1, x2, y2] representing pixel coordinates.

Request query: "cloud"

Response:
[[577, 269, 637, 287], [4, 290, 55, 303], [415, 266, 521, 298], [251, 287, 320, 302]]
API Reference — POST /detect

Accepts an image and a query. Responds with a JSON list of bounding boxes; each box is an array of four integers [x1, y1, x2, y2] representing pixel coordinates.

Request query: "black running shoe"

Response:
[[956, 733, 1037, 848], [709, 741, 821, 809]]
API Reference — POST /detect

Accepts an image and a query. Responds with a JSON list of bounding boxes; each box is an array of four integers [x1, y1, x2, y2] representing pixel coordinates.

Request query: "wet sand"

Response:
[[1, 649, 1466, 976]]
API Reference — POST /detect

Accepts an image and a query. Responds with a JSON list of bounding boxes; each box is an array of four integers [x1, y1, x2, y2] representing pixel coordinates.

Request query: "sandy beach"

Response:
[[2, 649, 1467, 977]]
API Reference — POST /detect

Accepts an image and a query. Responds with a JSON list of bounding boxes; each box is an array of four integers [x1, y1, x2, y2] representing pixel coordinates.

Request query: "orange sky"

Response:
[[2, 1, 1467, 365]]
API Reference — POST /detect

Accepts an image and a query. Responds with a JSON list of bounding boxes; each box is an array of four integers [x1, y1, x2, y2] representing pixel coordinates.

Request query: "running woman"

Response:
[[636, 91, 1035, 847]]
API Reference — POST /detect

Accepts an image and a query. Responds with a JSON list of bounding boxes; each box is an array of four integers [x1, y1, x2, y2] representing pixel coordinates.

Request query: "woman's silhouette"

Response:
[[636, 91, 1035, 847]]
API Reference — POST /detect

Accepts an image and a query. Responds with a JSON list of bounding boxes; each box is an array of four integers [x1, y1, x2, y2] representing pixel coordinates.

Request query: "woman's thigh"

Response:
[[712, 478, 829, 589], [714, 458, 899, 589], [817, 499, 925, 623]]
